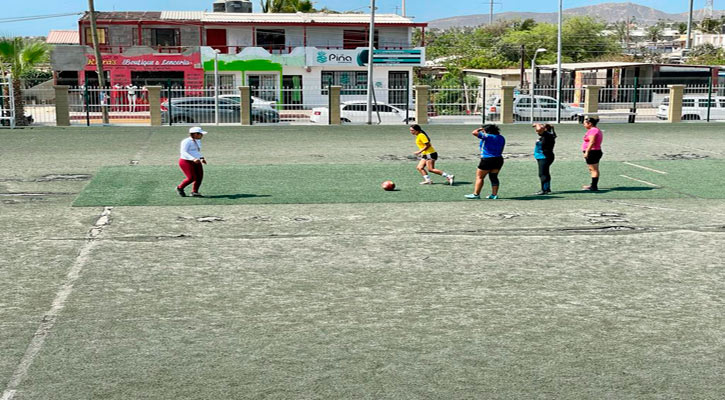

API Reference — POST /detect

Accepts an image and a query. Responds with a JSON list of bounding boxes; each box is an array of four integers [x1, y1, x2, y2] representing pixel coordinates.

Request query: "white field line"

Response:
[[620, 175, 660, 187], [1, 207, 113, 400], [623, 162, 667, 174]]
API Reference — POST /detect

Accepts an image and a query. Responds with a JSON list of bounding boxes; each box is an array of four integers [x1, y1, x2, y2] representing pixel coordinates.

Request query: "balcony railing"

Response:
[[89, 44, 417, 55]]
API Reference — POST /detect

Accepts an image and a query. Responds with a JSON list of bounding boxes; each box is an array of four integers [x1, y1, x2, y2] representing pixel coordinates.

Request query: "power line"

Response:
[[0, 12, 83, 23]]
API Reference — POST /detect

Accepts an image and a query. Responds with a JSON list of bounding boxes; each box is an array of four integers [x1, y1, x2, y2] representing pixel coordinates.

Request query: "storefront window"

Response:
[[321, 71, 367, 95]]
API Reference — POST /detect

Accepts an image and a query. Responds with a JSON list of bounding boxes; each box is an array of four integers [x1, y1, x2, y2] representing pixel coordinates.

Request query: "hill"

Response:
[[427, 2, 725, 30]]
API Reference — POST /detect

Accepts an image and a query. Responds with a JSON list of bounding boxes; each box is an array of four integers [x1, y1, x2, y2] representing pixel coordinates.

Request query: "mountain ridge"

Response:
[[426, 2, 725, 30]]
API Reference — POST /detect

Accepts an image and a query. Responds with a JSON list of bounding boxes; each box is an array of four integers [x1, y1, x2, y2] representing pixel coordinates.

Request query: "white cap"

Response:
[[189, 126, 207, 135]]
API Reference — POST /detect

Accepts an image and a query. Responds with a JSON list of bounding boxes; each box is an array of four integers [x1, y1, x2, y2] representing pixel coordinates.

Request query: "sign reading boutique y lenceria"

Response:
[[305, 47, 425, 67], [84, 53, 203, 87], [85, 54, 200, 70]]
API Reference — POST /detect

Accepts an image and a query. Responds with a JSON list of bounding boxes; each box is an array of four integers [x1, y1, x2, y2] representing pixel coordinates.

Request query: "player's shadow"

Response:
[[508, 186, 657, 200], [554, 186, 657, 195], [205, 193, 271, 199]]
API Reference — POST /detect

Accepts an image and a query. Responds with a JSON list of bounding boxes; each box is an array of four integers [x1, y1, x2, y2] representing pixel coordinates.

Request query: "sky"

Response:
[[0, 0, 712, 37]]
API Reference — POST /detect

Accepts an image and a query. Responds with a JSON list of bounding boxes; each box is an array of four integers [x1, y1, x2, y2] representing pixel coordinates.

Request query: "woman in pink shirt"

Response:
[[581, 116, 603, 191]]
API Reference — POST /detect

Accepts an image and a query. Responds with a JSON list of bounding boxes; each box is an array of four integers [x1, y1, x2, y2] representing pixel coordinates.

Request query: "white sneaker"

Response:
[[419, 180, 432, 185], [446, 175, 455, 185]]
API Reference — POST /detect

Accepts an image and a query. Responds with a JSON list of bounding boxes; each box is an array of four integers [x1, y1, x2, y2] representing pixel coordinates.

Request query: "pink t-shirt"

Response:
[[582, 127, 603, 151]]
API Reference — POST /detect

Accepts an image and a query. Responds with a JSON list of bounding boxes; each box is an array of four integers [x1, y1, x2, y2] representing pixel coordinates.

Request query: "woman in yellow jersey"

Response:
[[410, 124, 454, 185]]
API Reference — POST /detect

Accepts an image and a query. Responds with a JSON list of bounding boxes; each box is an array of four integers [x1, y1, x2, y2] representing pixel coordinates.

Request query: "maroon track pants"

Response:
[[178, 159, 203, 193]]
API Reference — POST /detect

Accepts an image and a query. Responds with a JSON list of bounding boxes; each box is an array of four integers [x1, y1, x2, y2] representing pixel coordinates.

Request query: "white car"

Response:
[[486, 95, 584, 121], [219, 94, 276, 109], [310, 101, 414, 124], [656, 96, 725, 120]]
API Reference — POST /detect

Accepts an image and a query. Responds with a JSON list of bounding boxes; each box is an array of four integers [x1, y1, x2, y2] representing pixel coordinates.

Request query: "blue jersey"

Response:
[[478, 132, 505, 158]]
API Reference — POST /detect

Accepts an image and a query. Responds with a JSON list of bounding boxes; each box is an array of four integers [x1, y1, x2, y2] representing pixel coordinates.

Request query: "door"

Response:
[[388, 71, 409, 110], [206, 29, 228, 53], [282, 75, 303, 110], [247, 74, 278, 102]]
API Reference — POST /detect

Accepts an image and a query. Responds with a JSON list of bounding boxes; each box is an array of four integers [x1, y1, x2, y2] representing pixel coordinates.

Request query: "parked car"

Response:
[[310, 101, 414, 124], [219, 94, 276, 110], [161, 97, 279, 124], [486, 95, 584, 121], [656, 96, 725, 120]]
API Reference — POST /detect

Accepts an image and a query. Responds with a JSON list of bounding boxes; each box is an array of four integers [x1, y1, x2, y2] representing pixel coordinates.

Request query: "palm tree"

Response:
[[260, 0, 314, 13], [0, 37, 49, 126], [645, 23, 664, 43]]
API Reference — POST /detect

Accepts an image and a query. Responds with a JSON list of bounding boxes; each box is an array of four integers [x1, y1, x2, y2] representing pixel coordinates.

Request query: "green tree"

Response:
[[260, 0, 314, 13], [0, 37, 50, 125], [676, 22, 688, 34], [645, 23, 664, 42], [699, 18, 721, 34]]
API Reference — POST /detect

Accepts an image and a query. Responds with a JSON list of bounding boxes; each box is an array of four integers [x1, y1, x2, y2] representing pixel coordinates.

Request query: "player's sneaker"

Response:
[[465, 194, 480, 199], [582, 185, 598, 191], [446, 175, 455, 185], [191, 192, 204, 197], [176, 187, 186, 197], [419, 180, 432, 185], [486, 194, 498, 199], [534, 190, 550, 195]]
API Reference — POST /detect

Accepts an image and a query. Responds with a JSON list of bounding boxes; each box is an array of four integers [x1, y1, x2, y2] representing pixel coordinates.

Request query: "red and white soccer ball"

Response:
[[381, 180, 395, 191]]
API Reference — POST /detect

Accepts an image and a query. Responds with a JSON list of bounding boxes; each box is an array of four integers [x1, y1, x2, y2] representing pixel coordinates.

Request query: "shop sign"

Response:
[[306, 47, 425, 67], [85, 54, 201, 71]]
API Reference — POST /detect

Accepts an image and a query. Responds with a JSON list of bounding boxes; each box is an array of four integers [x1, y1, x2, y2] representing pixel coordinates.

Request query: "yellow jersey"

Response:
[[415, 132, 436, 155]]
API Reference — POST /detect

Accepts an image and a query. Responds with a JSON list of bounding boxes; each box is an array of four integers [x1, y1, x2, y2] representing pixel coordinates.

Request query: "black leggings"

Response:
[[537, 156, 555, 191]]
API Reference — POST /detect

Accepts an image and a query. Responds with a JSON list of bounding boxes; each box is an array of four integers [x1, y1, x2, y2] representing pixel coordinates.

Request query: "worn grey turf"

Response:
[[1, 124, 724, 399]]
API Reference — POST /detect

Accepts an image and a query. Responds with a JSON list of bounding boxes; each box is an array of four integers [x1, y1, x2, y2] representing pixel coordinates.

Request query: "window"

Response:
[[517, 97, 532, 107], [152, 29, 179, 47], [343, 30, 378, 49], [321, 71, 368, 95], [374, 104, 395, 113], [256, 29, 285, 52], [538, 97, 558, 109], [85, 27, 108, 45], [682, 99, 695, 107]]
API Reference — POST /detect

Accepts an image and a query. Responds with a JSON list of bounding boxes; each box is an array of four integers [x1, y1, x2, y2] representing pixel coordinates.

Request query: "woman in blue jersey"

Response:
[[533, 123, 556, 195], [466, 124, 505, 199]]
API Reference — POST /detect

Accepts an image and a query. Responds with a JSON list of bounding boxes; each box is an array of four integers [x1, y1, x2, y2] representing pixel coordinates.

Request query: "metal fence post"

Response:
[[629, 77, 638, 123], [481, 79, 486, 125], [84, 85, 90, 126], [707, 76, 713, 122]]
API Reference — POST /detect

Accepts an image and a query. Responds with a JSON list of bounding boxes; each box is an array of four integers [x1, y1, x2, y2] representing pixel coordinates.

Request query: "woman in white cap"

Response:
[[176, 126, 207, 197]]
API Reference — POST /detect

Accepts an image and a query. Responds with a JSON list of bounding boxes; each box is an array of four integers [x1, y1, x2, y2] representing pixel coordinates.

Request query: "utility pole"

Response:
[[686, 0, 694, 50], [519, 45, 525, 88], [402, 0, 406, 17], [366, 0, 376, 125], [489, 0, 494, 25], [87, 0, 109, 124]]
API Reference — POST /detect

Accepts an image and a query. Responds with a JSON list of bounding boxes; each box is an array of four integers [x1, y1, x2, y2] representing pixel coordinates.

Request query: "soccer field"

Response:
[[1, 124, 724, 399]]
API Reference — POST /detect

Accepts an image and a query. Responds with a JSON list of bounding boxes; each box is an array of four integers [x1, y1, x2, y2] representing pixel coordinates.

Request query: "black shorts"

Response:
[[584, 150, 603, 165], [420, 152, 438, 161], [478, 157, 504, 171]]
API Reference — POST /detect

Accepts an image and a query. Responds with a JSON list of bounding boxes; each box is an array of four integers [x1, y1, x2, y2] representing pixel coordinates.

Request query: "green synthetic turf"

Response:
[[72, 159, 725, 206]]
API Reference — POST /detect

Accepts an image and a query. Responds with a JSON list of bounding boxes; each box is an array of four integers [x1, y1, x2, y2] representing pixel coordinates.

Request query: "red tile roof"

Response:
[[46, 30, 80, 45]]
